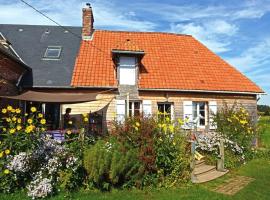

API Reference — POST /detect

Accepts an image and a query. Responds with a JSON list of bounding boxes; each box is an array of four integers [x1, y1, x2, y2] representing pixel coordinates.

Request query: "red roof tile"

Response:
[[71, 30, 263, 93]]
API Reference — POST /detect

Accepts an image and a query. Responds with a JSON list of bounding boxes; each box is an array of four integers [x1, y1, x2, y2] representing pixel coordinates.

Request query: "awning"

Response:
[[1, 90, 100, 103], [61, 95, 114, 115]]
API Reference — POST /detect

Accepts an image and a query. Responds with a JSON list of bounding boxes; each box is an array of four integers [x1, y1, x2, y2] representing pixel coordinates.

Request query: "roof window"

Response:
[[44, 46, 62, 59]]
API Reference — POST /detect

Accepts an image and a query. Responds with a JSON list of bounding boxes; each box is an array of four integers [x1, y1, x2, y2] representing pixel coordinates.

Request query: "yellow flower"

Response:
[[134, 126, 139, 131], [17, 125, 22, 131], [165, 117, 170, 122], [7, 105, 13, 111], [6, 118, 11, 122], [135, 122, 140, 127], [27, 119, 33, 124], [3, 128, 6, 132], [84, 117, 89, 122], [15, 108, 21, 114], [5, 149, 10, 155], [4, 169, 10, 174], [0, 151, 3, 158], [25, 113, 28, 116], [38, 113, 43, 118], [25, 125, 34, 133], [40, 119, 46, 125], [17, 118, 22, 123], [177, 118, 183, 125], [30, 107, 37, 113], [68, 121, 73, 125], [11, 109, 16, 113], [12, 116, 17, 121], [41, 127, 46, 132], [169, 125, 174, 132], [66, 130, 72, 135], [1, 108, 7, 114], [82, 113, 88, 117], [173, 142, 176, 146], [9, 129, 16, 134]]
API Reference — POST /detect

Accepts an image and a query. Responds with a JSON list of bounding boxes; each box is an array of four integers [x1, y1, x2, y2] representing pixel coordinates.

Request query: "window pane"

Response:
[[44, 47, 61, 58], [158, 104, 164, 113], [119, 56, 136, 66]]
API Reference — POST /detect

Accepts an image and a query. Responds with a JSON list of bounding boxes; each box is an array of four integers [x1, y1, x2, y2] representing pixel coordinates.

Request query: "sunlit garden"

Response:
[[0, 103, 269, 199]]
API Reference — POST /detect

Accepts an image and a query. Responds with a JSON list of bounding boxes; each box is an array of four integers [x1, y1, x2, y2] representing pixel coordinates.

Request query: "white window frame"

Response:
[[44, 46, 62, 59], [157, 102, 174, 121], [119, 56, 136, 85], [128, 101, 142, 117], [192, 102, 207, 128]]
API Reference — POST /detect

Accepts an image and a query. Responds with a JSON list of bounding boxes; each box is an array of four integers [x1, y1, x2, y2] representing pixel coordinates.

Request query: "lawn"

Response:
[[1, 117, 269, 200], [258, 116, 270, 148]]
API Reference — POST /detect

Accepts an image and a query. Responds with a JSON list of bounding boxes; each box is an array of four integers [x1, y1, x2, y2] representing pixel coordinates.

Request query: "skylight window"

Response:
[[44, 46, 62, 59]]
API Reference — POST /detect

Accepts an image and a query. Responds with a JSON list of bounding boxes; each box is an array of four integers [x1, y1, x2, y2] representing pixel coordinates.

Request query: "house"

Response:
[[0, 4, 264, 133], [70, 4, 264, 131], [0, 32, 30, 108]]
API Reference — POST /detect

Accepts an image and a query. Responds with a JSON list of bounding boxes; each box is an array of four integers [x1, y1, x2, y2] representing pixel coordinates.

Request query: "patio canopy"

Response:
[[1, 90, 100, 103]]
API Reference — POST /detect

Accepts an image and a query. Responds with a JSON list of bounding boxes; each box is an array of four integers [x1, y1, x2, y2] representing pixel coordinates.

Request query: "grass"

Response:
[[1, 117, 270, 200], [258, 116, 270, 148]]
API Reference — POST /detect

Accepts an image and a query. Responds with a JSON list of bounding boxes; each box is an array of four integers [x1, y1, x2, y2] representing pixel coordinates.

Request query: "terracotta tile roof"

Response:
[[113, 39, 143, 52], [71, 30, 263, 93]]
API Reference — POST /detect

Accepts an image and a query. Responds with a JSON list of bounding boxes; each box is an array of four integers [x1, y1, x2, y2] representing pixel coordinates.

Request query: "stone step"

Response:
[[194, 164, 216, 176], [195, 159, 205, 167], [192, 169, 229, 184]]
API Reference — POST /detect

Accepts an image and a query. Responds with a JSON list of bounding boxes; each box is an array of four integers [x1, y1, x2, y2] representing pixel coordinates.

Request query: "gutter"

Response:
[[138, 88, 266, 95]]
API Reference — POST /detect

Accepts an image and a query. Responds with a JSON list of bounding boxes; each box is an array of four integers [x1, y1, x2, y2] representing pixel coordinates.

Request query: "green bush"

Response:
[[83, 138, 143, 190]]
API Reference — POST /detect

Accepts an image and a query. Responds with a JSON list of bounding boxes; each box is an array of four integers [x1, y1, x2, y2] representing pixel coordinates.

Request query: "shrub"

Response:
[[83, 138, 143, 190], [208, 102, 258, 168]]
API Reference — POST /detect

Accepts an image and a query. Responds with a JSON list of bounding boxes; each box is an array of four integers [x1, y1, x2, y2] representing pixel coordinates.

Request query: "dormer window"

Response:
[[119, 56, 136, 85], [43, 46, 62, 59]]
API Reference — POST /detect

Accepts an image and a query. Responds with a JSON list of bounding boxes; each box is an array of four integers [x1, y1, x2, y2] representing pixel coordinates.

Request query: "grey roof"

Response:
[[0, 33, 30, 71], [0, 24, 81, 87]]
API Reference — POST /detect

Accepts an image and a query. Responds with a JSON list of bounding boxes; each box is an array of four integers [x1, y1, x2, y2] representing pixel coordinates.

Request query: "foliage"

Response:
[[83, 138, 143, 190], [208, 102, 258, 168], [83, 116, 190, 190], [0, 105, 46, 193], [257, 105, 270, 116], [213, 102, 257, 150]]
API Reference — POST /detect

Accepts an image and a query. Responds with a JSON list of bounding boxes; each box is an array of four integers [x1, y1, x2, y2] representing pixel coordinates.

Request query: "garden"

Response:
[[0, 103, 269, 199]]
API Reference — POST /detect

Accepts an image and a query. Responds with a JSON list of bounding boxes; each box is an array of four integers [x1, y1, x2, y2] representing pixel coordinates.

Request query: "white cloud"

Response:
[[226, 38, 270, 72], [137, 1, 270, 22], [170, 20, 238, 53], [0, 0, 156, 31]]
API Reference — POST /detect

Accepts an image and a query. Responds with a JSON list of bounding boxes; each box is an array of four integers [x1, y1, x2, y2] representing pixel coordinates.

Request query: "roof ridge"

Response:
[[95, 29, 192, 37], [0, 24, 80, 28]]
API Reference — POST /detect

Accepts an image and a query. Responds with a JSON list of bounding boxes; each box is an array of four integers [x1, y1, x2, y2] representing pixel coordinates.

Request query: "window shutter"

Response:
[[116, 100, 126, 122], [142, 100, 152, 117], [183, 101, 193, 129], [171, 104, 175, 120], [209, 101, 217, 129]]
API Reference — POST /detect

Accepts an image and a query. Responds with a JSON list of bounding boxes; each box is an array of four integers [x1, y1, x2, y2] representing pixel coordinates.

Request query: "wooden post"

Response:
[[126, 92, 129, 117], [190, 141, 197, 182], [217, 139, 226, 171]]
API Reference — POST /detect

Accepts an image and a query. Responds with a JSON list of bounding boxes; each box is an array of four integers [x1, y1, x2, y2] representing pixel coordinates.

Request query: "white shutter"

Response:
[[171, 104, 174, 120], [183, 101, 193, 129], [142, 100, 152, 117], [209, 101, 217, 129], [116, 100, 126, 122]]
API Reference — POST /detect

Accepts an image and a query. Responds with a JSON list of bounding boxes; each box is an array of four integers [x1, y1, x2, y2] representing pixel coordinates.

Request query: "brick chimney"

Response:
[[82, 3, 94, 40]]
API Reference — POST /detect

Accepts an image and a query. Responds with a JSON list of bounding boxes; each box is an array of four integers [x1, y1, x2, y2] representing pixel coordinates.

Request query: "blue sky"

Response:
[[0, 0, 270, 105]]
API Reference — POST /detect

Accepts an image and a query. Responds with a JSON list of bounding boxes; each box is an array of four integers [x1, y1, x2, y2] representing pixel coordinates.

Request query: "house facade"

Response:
[[0, 4, 264, 133], [69, 4, 263, 131], [0, 33, 30, 108]]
